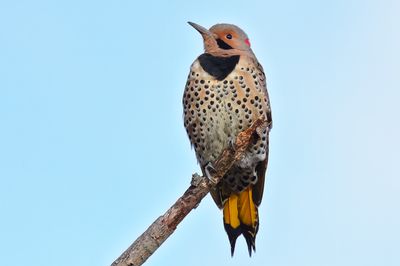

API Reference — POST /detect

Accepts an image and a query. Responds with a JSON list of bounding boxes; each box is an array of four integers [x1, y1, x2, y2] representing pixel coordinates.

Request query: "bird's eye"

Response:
[[226, 34, 232, 39]]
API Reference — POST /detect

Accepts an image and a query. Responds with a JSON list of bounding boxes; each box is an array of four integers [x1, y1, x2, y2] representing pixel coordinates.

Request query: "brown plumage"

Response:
[[183, 22, 272, 256]]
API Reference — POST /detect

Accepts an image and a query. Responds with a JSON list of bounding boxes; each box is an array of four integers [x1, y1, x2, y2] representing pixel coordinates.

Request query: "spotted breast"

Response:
[[183, 53, 270, 191]]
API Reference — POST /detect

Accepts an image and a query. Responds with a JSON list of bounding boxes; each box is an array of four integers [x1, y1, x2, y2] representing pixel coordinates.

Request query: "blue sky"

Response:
[[0, 0, 399, 265]]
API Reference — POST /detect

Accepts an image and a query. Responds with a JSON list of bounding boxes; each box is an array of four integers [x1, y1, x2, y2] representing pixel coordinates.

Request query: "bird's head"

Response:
[[188, 22, 252, 54]]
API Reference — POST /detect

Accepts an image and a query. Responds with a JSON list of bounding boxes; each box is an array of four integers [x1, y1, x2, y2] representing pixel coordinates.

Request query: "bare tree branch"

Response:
[[111, 117, 269, 266]]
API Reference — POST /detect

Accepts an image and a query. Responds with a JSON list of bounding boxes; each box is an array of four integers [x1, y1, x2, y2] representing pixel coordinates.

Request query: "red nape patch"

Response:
[[245, 38, 251, 47]]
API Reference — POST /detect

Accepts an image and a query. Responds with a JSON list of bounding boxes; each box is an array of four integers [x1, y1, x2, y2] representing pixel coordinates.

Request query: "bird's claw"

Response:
[[228, 137, 236, 150], [205, 162, 219, 185]]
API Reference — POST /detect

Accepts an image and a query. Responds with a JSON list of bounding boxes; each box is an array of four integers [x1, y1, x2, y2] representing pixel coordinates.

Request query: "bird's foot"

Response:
[[205, 162, 219, 185], [228, 137, 236, 150]]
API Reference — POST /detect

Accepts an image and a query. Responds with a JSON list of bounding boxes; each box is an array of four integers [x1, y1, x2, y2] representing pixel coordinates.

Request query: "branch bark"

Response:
[[111, 117, 269, 266]]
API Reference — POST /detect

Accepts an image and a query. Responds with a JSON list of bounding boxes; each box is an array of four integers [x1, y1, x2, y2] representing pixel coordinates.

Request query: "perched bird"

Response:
[[183, 22, 272, 256]]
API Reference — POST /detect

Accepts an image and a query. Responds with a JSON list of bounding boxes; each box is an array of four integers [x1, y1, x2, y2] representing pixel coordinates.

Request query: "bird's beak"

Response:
[[188, 21, 214, 39], [188, 22, 218, 52]]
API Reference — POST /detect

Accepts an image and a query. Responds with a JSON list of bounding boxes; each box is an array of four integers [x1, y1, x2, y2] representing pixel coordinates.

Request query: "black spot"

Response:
[[198, 53, 240, 81], [200, 80, 205, 84], [216, 39, 233, 50], [241, 180, 249, 187]]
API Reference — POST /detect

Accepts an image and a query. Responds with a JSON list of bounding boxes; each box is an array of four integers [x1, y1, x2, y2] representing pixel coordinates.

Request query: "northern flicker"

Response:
[[183, 22, 272, 256]]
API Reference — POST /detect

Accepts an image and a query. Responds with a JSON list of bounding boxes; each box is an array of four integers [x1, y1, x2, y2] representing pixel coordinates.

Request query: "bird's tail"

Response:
[[223, 187, 259, 256]]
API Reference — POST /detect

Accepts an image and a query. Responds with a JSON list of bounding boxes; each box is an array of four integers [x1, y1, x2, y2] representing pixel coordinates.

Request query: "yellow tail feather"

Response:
[[223, 187, 259, 256], [238, 187, 258, 228], [223, 194, 240, 229]]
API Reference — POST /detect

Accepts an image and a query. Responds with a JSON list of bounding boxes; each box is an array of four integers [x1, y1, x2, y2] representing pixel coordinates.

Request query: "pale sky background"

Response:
[[0, 1, 399, 265]]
